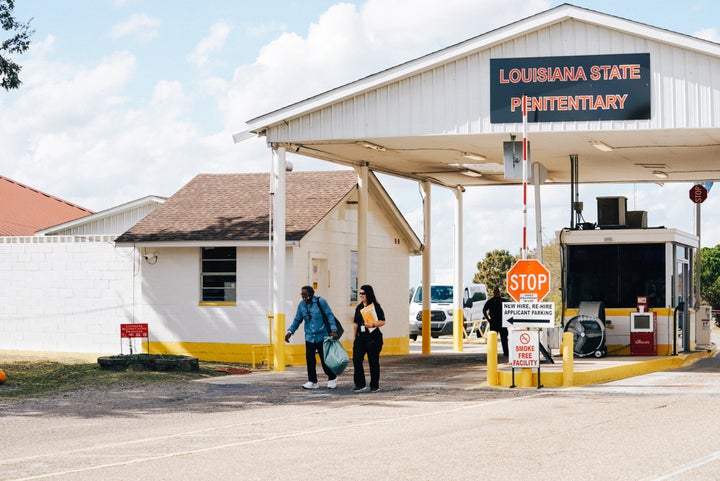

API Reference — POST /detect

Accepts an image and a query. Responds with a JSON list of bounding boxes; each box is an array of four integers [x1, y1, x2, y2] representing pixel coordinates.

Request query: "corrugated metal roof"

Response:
[[0, 176, 93, 236]]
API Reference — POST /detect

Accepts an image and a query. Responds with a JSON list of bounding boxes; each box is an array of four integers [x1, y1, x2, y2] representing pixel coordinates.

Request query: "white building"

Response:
[[114, 170, 421, 364]]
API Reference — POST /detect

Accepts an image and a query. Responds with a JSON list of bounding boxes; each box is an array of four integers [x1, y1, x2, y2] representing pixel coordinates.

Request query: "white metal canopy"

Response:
[[237, 3, 720, 358], [241, 4, 720, 189]]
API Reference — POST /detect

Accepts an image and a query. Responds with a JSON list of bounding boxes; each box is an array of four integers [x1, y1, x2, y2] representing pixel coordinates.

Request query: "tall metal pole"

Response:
[[453, 185, 464, 352], [695, 198, 701, 310], [272, 147, 287, 371], [421, 180, 432, 355], [522, 94, 528, 260], [533, 162, 543, 264], [357, 164, 369, 287]]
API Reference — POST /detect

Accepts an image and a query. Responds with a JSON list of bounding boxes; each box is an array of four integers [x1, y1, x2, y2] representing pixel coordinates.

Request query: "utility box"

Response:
[[626, 210, 648, 228], [597, 196, 627, 228], [630, 311, 657, 356], [696, 305, 712, 347]]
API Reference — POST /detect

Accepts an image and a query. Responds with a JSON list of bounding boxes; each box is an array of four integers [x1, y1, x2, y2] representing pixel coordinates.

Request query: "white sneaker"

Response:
[[302, 381, 319, 389], [327, 379, 337, 389]]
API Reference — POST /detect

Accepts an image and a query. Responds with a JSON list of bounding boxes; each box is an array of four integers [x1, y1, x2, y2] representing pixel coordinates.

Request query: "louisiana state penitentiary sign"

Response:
[[490, 53, 650, 123]]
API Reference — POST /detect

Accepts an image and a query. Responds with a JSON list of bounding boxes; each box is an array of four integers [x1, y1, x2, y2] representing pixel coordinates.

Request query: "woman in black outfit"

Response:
[[353, 284, 386, 392]]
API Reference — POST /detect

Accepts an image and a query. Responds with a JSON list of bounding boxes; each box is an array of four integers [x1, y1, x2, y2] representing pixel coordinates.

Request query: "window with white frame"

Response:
[[201, 247, 236, 302]]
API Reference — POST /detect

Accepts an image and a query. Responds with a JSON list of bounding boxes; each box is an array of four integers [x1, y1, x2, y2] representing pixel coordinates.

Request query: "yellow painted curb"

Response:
[[494, 348, 715, 388]]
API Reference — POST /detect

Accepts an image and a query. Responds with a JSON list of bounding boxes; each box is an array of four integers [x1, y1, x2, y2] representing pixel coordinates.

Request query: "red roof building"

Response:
[[0, 176, 93, 236]]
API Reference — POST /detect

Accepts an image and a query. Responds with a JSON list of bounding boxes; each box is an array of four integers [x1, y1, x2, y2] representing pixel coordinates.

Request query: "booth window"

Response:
[[201, 247, 236, 303], [566, 243, 665, 308]]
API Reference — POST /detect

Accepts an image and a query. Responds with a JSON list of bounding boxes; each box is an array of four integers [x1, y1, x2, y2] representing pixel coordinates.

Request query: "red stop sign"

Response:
[[690, 184, 707, 204], [506, 259, 551, 302]]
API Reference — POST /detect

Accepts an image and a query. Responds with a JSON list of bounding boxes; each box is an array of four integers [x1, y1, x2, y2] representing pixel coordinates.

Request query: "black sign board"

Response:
[[490, 53, 650, 123]]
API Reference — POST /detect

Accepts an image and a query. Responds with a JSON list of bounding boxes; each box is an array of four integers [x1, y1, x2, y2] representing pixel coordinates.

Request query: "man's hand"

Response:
[[284, 332, 292, 343], [330, 330, 338, 340]]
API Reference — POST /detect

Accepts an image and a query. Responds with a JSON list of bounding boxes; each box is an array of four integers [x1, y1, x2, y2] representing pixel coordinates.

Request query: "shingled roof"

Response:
[[0, 176, 93, 236], [115, 171, 359, 243]]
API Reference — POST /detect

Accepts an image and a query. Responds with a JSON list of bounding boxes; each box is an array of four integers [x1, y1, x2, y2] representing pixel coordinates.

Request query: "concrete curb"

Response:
[[494, 348, 716, 388]]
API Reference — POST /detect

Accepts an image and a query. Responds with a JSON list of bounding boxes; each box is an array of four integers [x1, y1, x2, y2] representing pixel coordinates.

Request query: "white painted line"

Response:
[[642, 450, 720, 480], [8, 394, 544, 480]]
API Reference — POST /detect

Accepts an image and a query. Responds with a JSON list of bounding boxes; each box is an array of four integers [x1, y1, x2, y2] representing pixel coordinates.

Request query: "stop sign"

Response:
[[506, 259, 551, 302], [689, 184, 707, 204]]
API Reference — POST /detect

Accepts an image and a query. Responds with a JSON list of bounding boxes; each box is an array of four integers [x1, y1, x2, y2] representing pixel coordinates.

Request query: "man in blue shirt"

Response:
[[285, 285, 340, 389]]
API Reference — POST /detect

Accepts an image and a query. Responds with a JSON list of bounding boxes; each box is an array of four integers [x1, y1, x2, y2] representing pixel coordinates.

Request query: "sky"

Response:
[[3, 0, 720, 285]]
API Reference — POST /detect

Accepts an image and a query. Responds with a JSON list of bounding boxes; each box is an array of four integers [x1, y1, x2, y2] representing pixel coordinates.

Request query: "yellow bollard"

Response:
[[453, 308, 464, 352], [487, 331, 498, 386], [562, 332, 574, 386], [274, 313, 285, 371], [422, 309, 431, 355]]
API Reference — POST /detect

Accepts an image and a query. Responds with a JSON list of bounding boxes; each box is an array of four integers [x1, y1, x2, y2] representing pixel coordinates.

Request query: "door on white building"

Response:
[[311, 257, 329, 295]]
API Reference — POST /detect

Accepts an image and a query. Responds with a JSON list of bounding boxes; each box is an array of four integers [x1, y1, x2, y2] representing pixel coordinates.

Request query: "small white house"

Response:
[[115, 170, 422, 364]]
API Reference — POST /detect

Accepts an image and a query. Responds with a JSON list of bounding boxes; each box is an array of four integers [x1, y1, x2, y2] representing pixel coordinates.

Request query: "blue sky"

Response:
[[4, 0, 720, 283]]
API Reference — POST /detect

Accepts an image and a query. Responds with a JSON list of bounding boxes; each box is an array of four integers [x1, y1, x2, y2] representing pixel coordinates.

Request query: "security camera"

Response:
[[143, 253, 158, 262], [143, 254, 153, 260]]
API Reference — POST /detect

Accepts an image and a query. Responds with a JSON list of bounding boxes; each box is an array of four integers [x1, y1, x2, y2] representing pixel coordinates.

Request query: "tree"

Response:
[[472, 249, 516, 295], [1, 0, 33, 91], [700, 245, 720, 311]]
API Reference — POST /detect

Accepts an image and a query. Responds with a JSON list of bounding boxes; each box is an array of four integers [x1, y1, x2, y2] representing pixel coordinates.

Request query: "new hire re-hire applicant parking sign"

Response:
[[503, 260, 554, 374]]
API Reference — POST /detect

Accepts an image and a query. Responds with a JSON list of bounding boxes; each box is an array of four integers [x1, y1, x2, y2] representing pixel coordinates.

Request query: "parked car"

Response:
[[408, 283, 488, 340]]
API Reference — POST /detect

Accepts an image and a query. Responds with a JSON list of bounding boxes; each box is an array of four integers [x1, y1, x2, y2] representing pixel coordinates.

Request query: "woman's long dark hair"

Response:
[[360, 284, 381, 309]]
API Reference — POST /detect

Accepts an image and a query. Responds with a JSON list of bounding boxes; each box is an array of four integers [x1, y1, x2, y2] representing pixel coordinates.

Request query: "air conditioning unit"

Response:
[[597, 196, 627, 228], [626, 210, 648, 228]]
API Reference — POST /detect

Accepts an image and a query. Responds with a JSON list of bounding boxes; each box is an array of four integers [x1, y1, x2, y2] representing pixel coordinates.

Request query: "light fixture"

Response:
[[143, 253, 158, 264], [356, 141, 386, 152], [462, 152, 486, 162], [653, 171, 669, 179], [449, 163, 484, 177], [589, 140, 614, 152]]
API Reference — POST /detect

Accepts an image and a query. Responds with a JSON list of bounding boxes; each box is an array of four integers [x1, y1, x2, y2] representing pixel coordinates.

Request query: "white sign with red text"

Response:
[[510, 329, 540, 369]]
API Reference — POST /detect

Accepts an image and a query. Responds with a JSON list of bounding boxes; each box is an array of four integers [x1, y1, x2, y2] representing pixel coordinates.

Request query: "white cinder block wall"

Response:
[[0, 236, 138, 355]]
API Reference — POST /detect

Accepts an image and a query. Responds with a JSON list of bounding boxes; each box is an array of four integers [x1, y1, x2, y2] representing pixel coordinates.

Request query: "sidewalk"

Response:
[[203, 338, 717, 390]]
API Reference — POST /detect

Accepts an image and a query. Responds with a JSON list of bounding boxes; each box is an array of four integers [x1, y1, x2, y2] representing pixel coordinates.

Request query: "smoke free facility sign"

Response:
[[490, 53, 650, 123], [510, 329, 540, 368]]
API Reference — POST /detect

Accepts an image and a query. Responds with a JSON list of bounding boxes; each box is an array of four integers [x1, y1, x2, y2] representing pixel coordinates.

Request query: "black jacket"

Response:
[[483, 296, 506, 331]]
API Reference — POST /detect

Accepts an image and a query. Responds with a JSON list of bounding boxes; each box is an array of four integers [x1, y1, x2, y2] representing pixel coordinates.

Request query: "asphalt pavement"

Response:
[[3, 336, 720, 480]]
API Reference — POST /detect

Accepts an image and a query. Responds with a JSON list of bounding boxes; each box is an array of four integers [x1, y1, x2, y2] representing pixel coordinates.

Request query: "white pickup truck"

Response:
[[408, 283, 488, 340]]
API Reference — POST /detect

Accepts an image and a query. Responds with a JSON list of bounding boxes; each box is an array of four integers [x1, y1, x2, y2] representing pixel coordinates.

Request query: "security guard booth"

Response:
[[560, 226, 698, 356]]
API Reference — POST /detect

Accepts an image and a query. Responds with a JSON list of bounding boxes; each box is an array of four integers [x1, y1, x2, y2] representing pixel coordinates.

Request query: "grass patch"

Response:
[[0, 360, 252, 400]]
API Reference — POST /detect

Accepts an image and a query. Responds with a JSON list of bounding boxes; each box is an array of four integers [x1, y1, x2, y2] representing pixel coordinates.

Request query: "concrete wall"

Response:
[[0, 236, 138, 357], [140, 246, 290, 346]]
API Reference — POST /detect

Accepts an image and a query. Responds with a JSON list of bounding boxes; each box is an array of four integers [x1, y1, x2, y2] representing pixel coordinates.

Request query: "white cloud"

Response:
[[187, 21, 233, 68], [4, 0, 720, 284], [111, 13, 161, 42]]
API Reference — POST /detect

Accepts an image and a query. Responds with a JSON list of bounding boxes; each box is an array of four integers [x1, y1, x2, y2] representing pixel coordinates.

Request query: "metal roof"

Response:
[[241, 4, 720, 189], [0, 176, 92, 236]]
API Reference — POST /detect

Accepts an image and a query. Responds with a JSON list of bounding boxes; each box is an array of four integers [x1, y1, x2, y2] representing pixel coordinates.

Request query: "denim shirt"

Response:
[[288, 296, 337, 343]]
